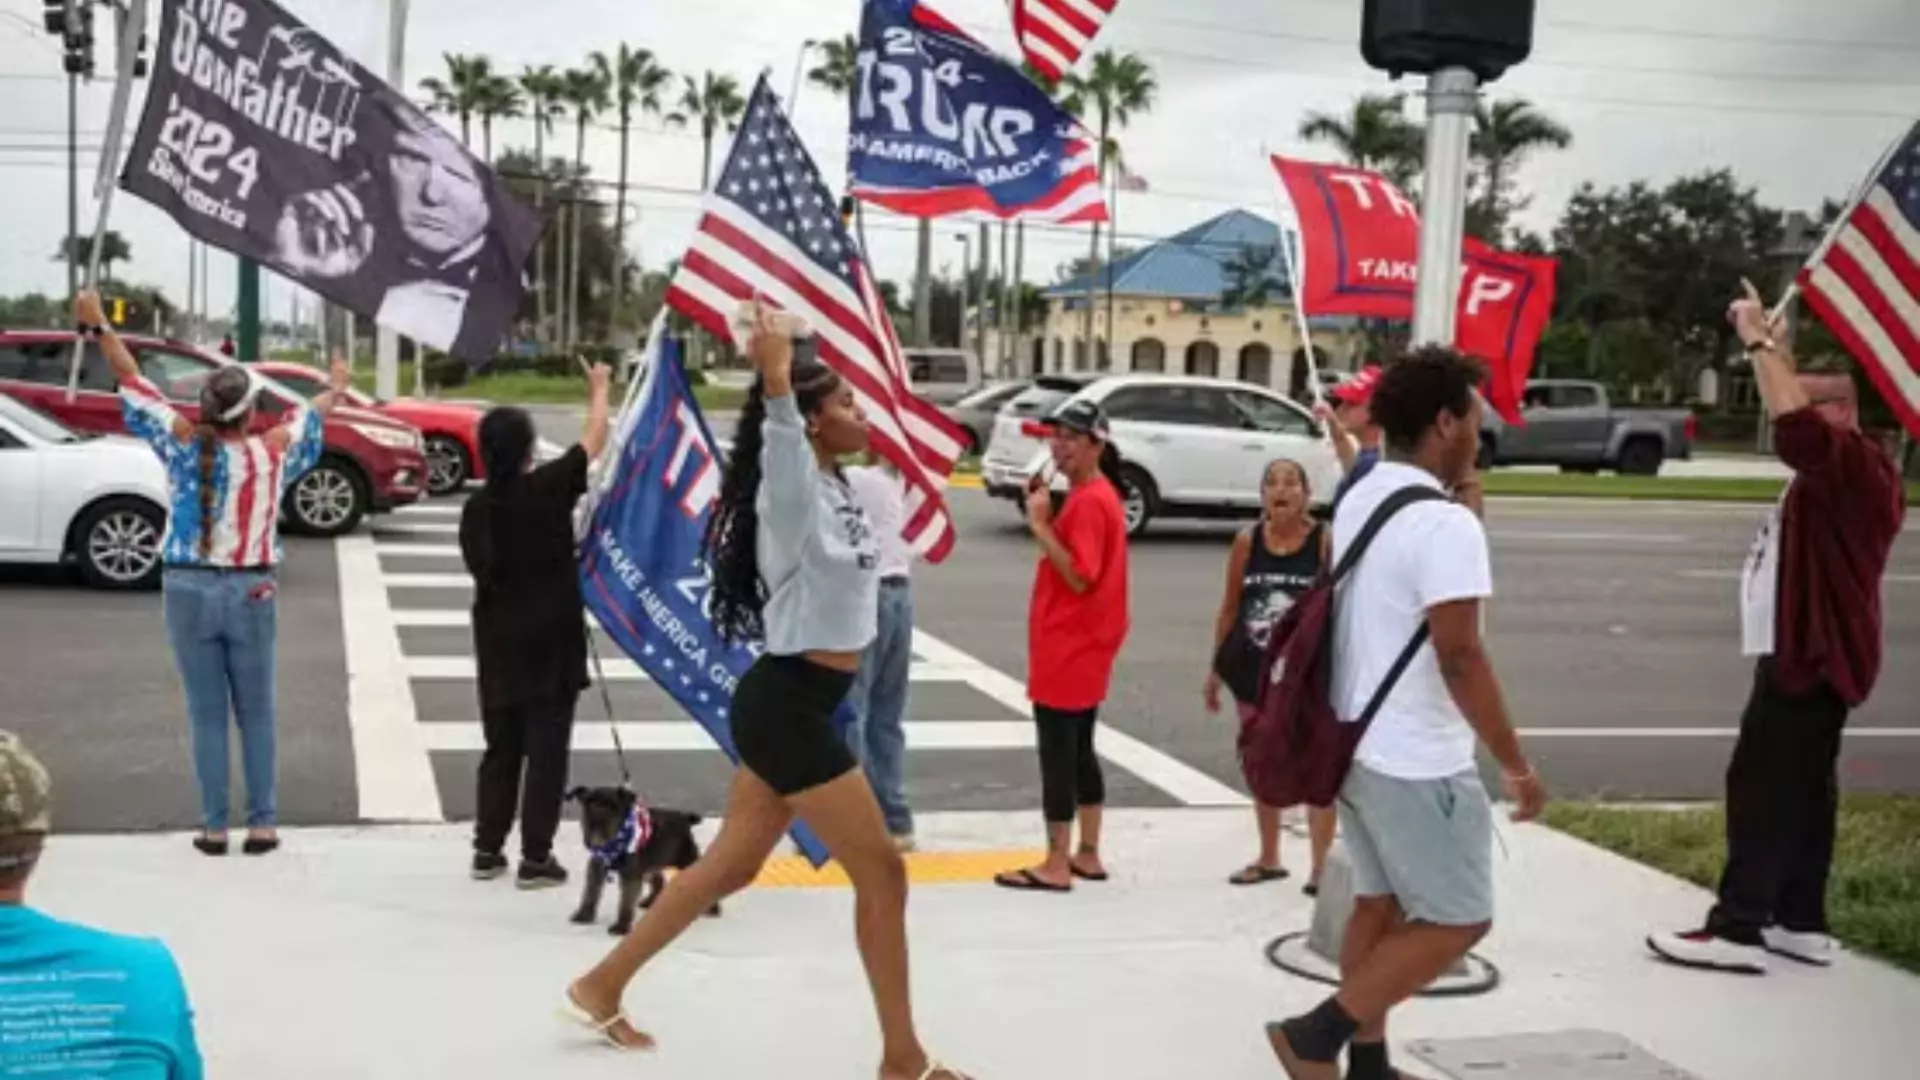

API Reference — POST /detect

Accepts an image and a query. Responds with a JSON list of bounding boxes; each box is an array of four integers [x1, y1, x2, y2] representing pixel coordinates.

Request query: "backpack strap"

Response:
[[1333, 484, 1452, 725]]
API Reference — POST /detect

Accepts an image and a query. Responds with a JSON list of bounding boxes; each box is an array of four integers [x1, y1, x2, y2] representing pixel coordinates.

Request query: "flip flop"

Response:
[[1230, 865, 1292, 886], [192, 835, 228, 857], [914, 1060, 973, 1080], [557, 988, 653, 1051], [1070, 862, 1109, 882], [993, 868, 1071, 893]]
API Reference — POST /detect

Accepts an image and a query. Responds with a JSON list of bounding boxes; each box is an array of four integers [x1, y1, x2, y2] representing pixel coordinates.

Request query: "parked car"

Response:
[[982, 375, 1343, 536], [254, 360, 483, 495], [0, 331, 427, 536], [0, 391, 170, 589], [1480, 379, 1696, 476], [940, 380, 1031, 456], [904, 347, 984, 406]]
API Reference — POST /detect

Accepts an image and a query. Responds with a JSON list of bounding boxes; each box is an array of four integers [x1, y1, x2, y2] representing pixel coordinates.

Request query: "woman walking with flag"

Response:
[[565, 304, 970, 1080], [77, 289, 343, 858]]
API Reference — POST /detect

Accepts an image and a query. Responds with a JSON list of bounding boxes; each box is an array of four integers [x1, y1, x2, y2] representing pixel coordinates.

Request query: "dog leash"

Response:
[[585, 627, 635, 789]]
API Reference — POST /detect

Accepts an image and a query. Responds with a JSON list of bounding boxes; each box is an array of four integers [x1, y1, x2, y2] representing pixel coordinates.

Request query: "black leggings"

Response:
[[1034, 704, 1105, 824]]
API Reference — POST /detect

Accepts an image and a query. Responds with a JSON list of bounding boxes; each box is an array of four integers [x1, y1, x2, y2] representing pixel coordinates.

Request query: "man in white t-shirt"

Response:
[[844, 458, 918, 850], [1269, 348, 1547, 1080]]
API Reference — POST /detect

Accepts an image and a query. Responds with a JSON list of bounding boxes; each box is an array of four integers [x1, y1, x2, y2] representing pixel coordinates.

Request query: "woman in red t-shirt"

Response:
[[995, 399, 1131, 893]]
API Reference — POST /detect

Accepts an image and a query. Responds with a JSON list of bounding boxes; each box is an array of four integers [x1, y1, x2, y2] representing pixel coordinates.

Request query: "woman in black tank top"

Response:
[[1204, 459, 1338, 892]]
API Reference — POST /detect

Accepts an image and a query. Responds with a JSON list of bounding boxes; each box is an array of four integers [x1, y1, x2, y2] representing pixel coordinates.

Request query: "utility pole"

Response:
[[45, 0, 93, 298], [376, 0, 411, 399], [1409, 67, 1478, 346], [955, 232, 970, 351], [236, 258, 260, 362], [975, 222, 989, 363], [912, 221, 933, 346]]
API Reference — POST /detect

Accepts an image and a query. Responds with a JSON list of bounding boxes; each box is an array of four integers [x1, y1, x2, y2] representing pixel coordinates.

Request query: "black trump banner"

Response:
[[121, 0, 541, 360]]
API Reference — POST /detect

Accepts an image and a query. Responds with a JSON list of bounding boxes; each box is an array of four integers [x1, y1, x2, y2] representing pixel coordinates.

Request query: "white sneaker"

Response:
[[1647, 929, 1768, 975], [1763, 927, 1839, 967], [892, 834, 918, 854]]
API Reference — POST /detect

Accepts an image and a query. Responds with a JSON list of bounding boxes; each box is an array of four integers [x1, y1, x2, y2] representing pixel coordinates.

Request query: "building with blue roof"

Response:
[[1019, 209, 1364, 393]]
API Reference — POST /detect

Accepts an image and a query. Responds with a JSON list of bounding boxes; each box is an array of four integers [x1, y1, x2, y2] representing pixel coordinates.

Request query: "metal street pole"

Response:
[[955, 233, 970, 351], [67, 64, 79, 298], [996, 221, 1010, 373], [1410, 67, 1479, 347], [376, 0, 410, 400], [913, 221, 933, 346], [975, 221, 989, 363], [236, 258, 260, 362]]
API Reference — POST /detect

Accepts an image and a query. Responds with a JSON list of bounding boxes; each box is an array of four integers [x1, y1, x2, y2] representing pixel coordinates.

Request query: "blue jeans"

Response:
[[846, 579, 914, 837], [163, 568, 278, 831]]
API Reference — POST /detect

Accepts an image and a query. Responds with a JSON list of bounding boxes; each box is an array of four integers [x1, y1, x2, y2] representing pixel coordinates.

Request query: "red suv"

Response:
[[0, 331, 426, 536]]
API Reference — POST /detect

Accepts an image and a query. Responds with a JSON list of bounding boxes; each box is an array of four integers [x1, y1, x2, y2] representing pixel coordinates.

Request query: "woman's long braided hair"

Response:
[[193, 367, 256, 560], [703, 359, 843, 644]]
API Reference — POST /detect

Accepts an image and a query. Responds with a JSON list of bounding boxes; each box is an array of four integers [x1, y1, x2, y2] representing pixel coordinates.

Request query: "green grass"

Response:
[[1544, 797, 1920, 975], [1483, 471, 1920, 505]]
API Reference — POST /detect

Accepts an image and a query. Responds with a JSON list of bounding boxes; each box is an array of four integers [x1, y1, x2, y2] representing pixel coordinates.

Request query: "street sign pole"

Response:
[[236, 258, 260, 362], [1410, 66, 1479, 347]]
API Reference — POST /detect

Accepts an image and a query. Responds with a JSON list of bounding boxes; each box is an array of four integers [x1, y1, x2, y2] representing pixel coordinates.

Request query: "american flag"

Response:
[[1014, 0, 1120, 82], [667, 78, 967, 562], [1798, 120, 1920, 438]]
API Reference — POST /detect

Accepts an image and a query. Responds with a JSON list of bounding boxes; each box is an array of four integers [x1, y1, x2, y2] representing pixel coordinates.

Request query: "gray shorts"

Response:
[[1338, 762, 1494, 927]]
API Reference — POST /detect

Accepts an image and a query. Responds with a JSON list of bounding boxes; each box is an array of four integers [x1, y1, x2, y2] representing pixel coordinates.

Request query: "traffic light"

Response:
[[109, 297, 127, 326], [55, 1, 95, 79], [41, 0, 68, 35], [1361, 0, 1537, 84]]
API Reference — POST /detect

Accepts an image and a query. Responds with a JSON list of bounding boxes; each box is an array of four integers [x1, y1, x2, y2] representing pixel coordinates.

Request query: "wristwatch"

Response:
[[77, 323, 103, 340], [1744, 337, 1776, 354]]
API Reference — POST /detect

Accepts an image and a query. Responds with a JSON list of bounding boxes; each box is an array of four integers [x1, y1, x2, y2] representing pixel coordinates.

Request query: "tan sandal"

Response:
[[916, 1061, 972, 1080], [557, 988, 652, 1051]]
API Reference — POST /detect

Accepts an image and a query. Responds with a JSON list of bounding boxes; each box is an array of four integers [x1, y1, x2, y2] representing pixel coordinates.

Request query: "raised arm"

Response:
[[81, 290, 194, 446], [1316, 402, 1360, 473], [749, 304, 817, 544], [579, 360, 613, 460], [264, 351, 347, 456], [1732, 279, 1811, 421]]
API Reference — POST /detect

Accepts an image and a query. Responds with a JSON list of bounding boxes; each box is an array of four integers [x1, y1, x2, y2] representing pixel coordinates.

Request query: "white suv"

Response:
[[981, 375, 1343, 536]]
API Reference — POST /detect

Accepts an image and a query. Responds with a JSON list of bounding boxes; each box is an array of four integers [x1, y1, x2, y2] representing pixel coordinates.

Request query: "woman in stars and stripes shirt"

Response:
[[76, 290, 348, 858]]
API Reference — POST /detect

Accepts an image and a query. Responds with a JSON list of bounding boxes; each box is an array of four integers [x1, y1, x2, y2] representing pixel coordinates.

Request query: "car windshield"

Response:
[[0, 393, 82, 443], [1003, 381, 1081, 418]]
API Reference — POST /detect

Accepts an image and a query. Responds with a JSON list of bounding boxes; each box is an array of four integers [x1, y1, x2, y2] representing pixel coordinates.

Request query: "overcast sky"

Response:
[[1, 0, 1914, 322]]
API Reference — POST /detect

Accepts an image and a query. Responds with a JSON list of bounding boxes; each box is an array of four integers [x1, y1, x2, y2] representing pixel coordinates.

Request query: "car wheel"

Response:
[[1616, 437, 1664, 477], [424, 435, 471, 496], [286, 456, 368, 537], [1117, 466, 1158, 537], [73, 497, 165, 590]]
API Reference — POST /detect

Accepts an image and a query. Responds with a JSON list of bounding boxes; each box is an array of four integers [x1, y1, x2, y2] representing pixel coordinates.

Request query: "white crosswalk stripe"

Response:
[[338, 500, 1247, 824]]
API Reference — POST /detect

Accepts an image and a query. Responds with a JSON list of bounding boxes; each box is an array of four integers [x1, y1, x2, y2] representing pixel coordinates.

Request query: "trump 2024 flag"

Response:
[[120, 0, 540, 360], [577, 320, 842, 868]]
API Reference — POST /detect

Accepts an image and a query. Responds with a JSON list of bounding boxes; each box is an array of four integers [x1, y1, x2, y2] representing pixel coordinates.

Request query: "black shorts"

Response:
[[730, 654, 858, 797]]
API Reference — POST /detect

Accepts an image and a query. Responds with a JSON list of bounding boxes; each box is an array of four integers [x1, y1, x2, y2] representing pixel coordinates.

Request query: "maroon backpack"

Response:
[[1237, 486, 1447, 809]]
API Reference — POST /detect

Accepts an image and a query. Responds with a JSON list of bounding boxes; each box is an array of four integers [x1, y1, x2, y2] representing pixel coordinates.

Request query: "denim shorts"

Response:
[[1337, 762, 1494, 927]]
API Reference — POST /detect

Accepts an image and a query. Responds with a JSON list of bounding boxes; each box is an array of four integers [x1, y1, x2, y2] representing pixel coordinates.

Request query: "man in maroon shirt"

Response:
[[1649, 282, 1907, 975]]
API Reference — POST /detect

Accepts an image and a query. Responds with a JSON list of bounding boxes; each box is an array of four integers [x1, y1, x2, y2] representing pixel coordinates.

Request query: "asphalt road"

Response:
[[2, 488, 1914, 836]]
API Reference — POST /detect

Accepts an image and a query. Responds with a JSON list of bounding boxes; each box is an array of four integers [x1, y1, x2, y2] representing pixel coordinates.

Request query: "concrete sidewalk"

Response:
[[29, 810, 1919, 1079]]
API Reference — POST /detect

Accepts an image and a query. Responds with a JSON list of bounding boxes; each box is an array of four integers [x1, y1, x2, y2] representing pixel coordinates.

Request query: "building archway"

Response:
[[1131, 337, 1166, 373], [1239, 343, 1274, 388], [1052, 337, 1065, 372], [1186, 340, 1220, 378], [1096, 338, 1111, 371]]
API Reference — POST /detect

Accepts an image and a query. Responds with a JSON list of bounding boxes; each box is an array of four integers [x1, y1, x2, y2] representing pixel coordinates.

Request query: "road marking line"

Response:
[[1489, 530, 1691, 544], [380, 573, 472, 590], [373, 521, 459, 536], [418, 720, 1040, 753], [1517, 727, 1920, 739], [377, 544, 461, 559], [1679, 570, 1920, 584], [336, 535, 445, 823], [403, 654, 977, 684], [389, 504, 462, 519], [910, 629, 1249, 808]]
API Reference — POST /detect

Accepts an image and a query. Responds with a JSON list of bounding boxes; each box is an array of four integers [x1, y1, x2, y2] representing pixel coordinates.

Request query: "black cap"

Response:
[[1044, 398, 1110, 441]]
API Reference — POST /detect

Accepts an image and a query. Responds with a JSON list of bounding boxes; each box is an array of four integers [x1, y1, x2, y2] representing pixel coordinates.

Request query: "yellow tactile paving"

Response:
[[949, 473, 985, 490], [751, 848, 1044, 889]]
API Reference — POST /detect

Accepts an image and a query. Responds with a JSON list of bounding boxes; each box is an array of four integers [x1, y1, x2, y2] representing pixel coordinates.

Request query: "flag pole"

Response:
[[1769, 123, 1910, 323], [66, 0, 149, 403]]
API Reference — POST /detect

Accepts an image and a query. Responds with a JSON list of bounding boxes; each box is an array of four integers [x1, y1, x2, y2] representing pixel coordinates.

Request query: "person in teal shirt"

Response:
[[0, 731, 203, 1078]]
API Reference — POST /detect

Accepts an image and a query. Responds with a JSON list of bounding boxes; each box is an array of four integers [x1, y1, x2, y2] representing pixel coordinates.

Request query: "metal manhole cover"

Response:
[[1407, 1030, 1703, 1080]]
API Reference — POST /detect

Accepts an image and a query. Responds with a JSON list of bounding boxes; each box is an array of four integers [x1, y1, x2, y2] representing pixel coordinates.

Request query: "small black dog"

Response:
[[565, 786, 718, 935]]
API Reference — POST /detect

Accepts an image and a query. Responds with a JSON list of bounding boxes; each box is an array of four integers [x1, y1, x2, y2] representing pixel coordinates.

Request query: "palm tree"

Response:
[[559, 66, 611, 349], [670, 71, 747, 191], [473, 73, 523, 163], [519, 65, 567, 345], [419, 53, 493, 146], [1298, 93, 1423, 190], [1058, 50, 1157, 365], [1470, 98, 1571, 244], [594, 46, 674, 331], [806, 35, 859, 99], [55, 230, 132, 278]]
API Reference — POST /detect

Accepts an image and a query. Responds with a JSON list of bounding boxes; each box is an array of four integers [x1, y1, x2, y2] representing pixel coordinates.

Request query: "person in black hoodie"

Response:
[[458, 362, 611, 889]]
